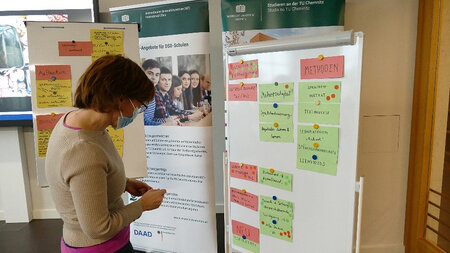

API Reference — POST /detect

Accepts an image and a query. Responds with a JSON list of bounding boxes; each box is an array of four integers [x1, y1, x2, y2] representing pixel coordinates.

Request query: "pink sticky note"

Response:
[[228, 83, 257, 101], [35, 65, 71, 80], [36, 114, 64, 130], [230, 162, 257, 182], [58, 41, 93, 56], [301, 55, 344, 79], [232, 220, 260, 243], [228, 59, 259, 80], [230, 187, 258, 211]]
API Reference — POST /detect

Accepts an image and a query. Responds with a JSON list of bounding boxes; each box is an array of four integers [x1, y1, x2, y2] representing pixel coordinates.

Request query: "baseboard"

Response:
[[359, 244, 405, 253], [32, 209, 60, 219], [216, 203, 224, 213]]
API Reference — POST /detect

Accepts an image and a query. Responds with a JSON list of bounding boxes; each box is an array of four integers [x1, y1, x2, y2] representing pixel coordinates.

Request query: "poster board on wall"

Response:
[[225, 32, 364, 253], [26, 21, 147, 186]]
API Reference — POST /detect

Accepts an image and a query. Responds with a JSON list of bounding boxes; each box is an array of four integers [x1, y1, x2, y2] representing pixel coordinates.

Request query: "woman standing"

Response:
[[45, 55, 166, 252], [179, 70, 193, 110]]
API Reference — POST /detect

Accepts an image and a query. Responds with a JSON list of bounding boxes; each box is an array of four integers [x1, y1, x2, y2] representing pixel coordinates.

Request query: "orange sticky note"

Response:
[[230, 162, 257, 182], [301, 55, 344, 79], [232, 220, 260, 243], [36, 114, 64, 130], [58, 41, 93, 56], [230, 187, 258, 211], [35, 65, 71, 80], [228, 83, 257, 101]]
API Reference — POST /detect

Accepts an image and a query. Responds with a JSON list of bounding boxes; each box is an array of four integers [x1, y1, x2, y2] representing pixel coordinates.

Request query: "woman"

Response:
[[45, 55, 166, 252], [179, 70, 193, 110], [169, 75, 184, 111], [189, 70, 202, 108]]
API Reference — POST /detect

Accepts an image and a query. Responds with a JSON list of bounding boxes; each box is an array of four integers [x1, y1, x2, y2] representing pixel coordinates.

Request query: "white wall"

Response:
[[0, 0, 419, 252]]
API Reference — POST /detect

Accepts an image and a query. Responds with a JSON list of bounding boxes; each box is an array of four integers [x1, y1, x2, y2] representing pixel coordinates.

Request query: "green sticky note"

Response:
[[260, 195, 293, 218], [260, 123, 294, 143], [298, 81, 341, 103], [298, 103, 340, 125], [233, 234, 260, 253], [259, 104, 293, 123], [259, 83, 294, 102], [297, 125, 339, 176], [259, 167, 293, 191]]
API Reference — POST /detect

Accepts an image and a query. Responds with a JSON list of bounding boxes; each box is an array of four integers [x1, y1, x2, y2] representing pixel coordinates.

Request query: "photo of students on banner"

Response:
[[141, 55, 211, 127]]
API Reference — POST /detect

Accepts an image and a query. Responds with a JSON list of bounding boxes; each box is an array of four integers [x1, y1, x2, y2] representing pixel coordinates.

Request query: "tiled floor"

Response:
[[0, 214, 225, 253]]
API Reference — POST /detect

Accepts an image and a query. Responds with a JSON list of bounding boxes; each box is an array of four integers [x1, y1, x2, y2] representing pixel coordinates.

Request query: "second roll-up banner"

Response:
[[111, 1, 216, 252]]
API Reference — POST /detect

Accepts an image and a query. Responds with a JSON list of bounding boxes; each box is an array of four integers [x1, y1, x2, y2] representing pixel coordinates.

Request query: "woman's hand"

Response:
[[125, 178, 152, 196], [138, 189, 167, 211]]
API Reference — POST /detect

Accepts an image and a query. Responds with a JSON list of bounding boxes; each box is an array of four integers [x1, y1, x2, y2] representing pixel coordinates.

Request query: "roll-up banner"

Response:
[[111, 1, 216, 252]]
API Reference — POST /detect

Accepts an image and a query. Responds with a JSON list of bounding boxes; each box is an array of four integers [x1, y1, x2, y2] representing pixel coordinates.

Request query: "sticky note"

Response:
[[301, 55, 344, 79], [58, 41, 93, 56], [90, 29, 124, 62], [35, 65, 71, 80], [35, 79, 73, 108], [260, 195, 293, 242], [230, 162, 258, 182], [106, 126, 124, 158], [37, 130, 52, 157], [36, 113, 65, 157], [298, 103, 340, 125], [297, 125, 339, 175], [232, 234, 260, 253], [230, 187, 258, 211], [228, 83, 257, 101], [259, 104, 293, 123], [259, 167, 293, 191], [259, 83, 294, 102], [260, 122, 294, 143], [232, 220, 260, 243], [228, 59, 258, 80], [298, 81, 341, 103], [36, 114, 64, 130]]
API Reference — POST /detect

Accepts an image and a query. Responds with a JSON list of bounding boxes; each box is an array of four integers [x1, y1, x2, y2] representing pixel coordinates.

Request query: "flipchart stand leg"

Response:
[[355, 176, 364, 253]]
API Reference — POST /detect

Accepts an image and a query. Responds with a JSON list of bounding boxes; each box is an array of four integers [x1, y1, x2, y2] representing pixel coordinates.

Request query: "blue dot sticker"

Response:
[[272, 220, 277, 225], [272, 196, 277, 201], [51, 76, 56, 81], [312, 155, 318, 160], [273, 103, 278, 108], [242, 235, 246, 240], [274, 82, 278, 86], [225, 137, 228, 140]]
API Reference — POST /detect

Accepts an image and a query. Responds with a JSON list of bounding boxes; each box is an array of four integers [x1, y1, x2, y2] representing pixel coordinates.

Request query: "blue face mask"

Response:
[[115, 99, 139, 129]]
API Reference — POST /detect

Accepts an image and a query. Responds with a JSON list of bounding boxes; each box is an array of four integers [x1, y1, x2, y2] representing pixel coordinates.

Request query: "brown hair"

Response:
[[74, 55, 154, 112]]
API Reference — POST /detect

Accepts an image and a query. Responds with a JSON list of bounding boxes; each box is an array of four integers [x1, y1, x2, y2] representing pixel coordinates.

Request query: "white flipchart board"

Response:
[[27, 22, 147, 186], [225, 32, 364, 253]]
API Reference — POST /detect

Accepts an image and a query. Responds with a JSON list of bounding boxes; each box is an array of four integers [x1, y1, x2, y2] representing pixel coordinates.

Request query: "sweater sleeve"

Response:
[[61, 140, 143, 241]]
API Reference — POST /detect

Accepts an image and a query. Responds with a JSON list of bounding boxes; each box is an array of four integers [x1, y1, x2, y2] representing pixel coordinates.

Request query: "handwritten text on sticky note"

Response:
[[260, 123, 294, 143], [260, 195, 293, 242], [228, 83, 257, 101], [90, 29, 124, 62], [230, 187, 258, 211], [301, 55, 344, 79], [35, 65, 71, 80], [36, 114, 64, 130], [298, 81, 341, 103], [106, 126, 124, 158], [259, 83, 294, 102], [58, 41, 93, 56], [228, 60, 258, 80], [259, 167, 293, 191], [230, 162, 258, 182], [298, 103, 340, 125], [259, 104, 293, 123], [232, 220, 260, 243]]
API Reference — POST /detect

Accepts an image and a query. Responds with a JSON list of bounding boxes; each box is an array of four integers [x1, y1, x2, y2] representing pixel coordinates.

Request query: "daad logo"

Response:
[[121, 15, 130, 22], [134, 229, 152, 237], [236, 4, 246, 13]]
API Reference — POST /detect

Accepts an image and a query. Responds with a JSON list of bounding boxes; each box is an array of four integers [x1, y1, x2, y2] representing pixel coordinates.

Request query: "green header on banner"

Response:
[[221, 0, 344, 31], [111, 0, 209, 37]]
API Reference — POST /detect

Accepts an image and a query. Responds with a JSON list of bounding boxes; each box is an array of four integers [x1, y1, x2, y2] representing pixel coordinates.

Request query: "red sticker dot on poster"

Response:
[[262, 221, 265, 225], [335, 85, 339, 90], [326, 96, 331, 101], [331, 94, 336, 98], [280, 232, 283, 236]]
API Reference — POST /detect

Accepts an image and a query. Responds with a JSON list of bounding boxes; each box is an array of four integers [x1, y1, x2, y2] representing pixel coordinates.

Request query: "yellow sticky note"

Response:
[[106, 126, 124, 158], [36, 79, 72, 108], [90, 29, 124, 62], [37, 129, 52, 157]]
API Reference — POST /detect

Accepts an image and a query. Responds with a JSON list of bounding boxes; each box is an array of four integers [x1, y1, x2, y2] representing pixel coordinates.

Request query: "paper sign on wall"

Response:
[[298, 81, 341, 103], [228, 83, 257, 101], [297, 125, 339, 175], [260, 195, 293, 242], [106, 126, 124, 158], [259, 167, 292, 191], [259, 83, 294, 102], [58, 41, 93, 56], [260, 122, 294, 143], [228, 59, 258, 80], [298, 103, 340, 125], [232, 220, 260, 253], [230, 187, 258, 211], [301, 55, 344, 79], [36, 113, 64, 157], [35, 65, 72, 108], [230, 162, 258, 182], [259, 104, 293, 124], [90, 29, 124, 62]]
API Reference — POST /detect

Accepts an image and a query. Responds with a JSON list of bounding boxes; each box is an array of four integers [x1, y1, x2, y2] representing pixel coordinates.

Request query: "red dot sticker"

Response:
[[288, 235, 291, 238], [280, 232, 283, 236], [262, 221, 265, 225], [326, 96, 331, 101], [331, 94, 336, 98], [285, 84, 289, 89], [251, 171, 255, 175], [335, 85, 339, 90], [284, 232, 287, 235]]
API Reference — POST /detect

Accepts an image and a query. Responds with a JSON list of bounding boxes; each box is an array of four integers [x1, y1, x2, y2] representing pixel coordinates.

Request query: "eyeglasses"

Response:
[[129, 99, 148, 114]]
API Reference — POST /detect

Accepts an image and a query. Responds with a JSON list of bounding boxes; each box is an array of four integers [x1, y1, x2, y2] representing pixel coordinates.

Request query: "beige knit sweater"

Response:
[[45, 114, 143, 247]]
